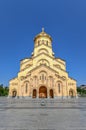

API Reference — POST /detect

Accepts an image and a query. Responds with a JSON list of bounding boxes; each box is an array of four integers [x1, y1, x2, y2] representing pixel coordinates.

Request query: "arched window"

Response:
[[39, 71, 47, 81], [38, 40, 40, 46], [58, 83, 60, 93], [42, 74, 44, 80], [40, 76, 41, 80]]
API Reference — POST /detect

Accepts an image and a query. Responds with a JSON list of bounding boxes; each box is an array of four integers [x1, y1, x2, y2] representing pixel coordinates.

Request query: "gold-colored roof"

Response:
[[34, 28, 52, 42]]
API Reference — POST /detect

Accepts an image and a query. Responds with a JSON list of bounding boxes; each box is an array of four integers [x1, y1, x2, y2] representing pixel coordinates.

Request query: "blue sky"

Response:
[[0, 0, 86, 86]]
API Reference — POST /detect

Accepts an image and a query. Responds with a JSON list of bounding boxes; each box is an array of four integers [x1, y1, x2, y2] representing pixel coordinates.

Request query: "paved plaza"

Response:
[[0, 97, 86, 130]]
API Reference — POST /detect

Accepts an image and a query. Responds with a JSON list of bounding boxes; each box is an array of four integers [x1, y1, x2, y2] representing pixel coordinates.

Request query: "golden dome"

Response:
[[34, 28, 52, 42]]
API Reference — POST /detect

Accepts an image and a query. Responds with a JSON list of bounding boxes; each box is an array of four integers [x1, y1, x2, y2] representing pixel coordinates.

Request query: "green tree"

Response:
[[0, 84, 9, 96], [77, 87, 86, 96]]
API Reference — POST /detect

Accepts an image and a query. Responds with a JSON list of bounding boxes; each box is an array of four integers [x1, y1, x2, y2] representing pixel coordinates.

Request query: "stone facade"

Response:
[[9, 29, 77, 98]]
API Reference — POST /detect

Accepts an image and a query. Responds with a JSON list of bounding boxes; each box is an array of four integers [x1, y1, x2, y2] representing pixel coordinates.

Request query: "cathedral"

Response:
[[9, 29, 77, 98]]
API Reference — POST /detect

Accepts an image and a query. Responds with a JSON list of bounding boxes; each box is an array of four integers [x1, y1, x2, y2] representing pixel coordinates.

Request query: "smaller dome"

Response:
[[34, 28, 52, 42]]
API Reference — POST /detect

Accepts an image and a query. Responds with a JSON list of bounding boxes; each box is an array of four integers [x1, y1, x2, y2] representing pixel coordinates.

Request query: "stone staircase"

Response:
[[0, 97, 82, 109]]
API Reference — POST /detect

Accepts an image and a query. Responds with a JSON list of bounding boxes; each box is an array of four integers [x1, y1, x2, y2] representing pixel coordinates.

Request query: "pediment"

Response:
[[27, 64, 59, 75]]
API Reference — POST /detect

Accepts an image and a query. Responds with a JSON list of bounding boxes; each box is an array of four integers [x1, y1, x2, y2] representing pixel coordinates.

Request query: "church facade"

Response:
[[9, 29, 77, 98]]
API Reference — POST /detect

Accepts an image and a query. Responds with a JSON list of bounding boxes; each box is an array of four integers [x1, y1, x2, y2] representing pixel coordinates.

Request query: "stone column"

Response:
[[37, 87, 39, 98]]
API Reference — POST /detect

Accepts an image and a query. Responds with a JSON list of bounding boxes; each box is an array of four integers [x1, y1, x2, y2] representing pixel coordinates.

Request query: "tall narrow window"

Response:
[[25, 83, 28, 93], [46, 41, 48, 46], [38, 40, 40, 46], [39, 72, 47, 81], [58, 83, 60, 93], [42, 40, 44, 44], [42, 74, 44, 80]]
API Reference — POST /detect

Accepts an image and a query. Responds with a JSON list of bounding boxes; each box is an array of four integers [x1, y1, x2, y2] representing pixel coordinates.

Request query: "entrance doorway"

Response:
[[69, 89, 74, 97], [12, 90, 17, 98], [50, 89, 54, 98], [39, 86, 47, 98], [33, 89, 37, 98]]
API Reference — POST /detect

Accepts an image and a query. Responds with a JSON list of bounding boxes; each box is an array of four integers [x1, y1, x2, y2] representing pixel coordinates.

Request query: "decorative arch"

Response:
[[37, 59, 50, 66], [54, 64, 61, 69], [48, 76, 53, 80], [39, 71, 47, 81], [38, 48, 49, 54], [20, 76, 24, 81], [69, 89, 75, 97], [39, 70, 47, 74], [25, 64, 31, 68], [62, 76, 66, 81]]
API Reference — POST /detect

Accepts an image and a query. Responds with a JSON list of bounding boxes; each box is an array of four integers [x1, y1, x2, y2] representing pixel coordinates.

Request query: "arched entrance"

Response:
[[69, 89, 74, 97], [50, 89, 54, 98], [33, 89, 37, 98], [39, 86, 47, 98], [12, 90, 17, 98]]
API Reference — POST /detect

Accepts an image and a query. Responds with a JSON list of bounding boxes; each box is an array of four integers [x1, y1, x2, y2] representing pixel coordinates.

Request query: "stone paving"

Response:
[[0, 97, 86, 130]]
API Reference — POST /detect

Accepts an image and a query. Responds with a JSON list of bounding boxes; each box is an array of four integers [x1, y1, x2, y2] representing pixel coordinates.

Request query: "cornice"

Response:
[[19, 53, 67, 74], [54, 58, 65, 65], [9, 77, 18, 82], [20, 58, 32, 66], [55, 57, 65, 62], [28, 64, 59, 74], [68, 77, 77, 82], [26, 64, 68, 77], [53, 64, 66, 72], [33, 52, 65, 66], [32, 52, 54, 60]]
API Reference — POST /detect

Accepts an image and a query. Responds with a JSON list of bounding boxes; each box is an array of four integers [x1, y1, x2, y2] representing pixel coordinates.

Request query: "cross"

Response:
[[42, 27, 44, 32]]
